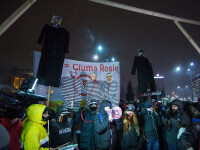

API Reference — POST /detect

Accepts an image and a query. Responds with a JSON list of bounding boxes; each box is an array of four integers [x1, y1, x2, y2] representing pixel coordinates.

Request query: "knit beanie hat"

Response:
[[126, 105, 133, 111]]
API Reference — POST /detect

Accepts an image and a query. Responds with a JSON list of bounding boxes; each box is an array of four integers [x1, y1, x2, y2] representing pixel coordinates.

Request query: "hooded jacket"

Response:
[[74, 106, 96, 150], [166, 100, 191, 145], [94, 100, 120, 150], [20, 104, 49, 150]]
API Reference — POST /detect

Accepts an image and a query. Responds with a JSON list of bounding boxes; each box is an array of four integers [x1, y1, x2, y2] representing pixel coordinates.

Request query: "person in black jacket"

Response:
[[165, 100, 191, 150], [94, 100, 121, 150], [177, 103, 200, 150], [74, 100, 97, 150], [131, 49, 156, 103], [121, 105, 144, 150], [49, 105, 73, 149]]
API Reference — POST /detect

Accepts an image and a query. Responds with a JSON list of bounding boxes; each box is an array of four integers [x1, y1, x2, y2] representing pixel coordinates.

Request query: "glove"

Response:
[[108, 114, 113, 122]]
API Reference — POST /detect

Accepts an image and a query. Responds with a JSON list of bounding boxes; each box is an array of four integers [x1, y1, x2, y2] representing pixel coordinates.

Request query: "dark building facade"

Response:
[[0, 67, 33, 89], [192, 74, 200, 102]]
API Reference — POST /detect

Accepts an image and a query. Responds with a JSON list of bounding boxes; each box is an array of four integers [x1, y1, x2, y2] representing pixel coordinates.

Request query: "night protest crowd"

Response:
[[1, 12, 200, 149], [0, 38, 199, 149], [0, 95, 200, 150]]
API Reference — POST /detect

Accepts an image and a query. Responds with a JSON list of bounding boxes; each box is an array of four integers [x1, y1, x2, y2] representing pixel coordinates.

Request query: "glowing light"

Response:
[[93, 55, 99, 60], [176, 67, 181, 71], [111, 57, 115, 62], [97, 45, 103, 51], [29, 78, 38, 92]]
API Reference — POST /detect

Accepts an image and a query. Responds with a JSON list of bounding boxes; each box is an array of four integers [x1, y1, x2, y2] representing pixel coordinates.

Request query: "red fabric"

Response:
[[0, 118, 22, 150], [124, 105, 129, 110]]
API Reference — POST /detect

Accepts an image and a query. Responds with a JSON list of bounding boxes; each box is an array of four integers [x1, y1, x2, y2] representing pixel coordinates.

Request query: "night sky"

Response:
[[0, 0, 200, 97]]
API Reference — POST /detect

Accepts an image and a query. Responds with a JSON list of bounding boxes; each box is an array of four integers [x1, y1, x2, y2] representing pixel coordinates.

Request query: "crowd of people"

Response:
[[0, 97, 200, 150]]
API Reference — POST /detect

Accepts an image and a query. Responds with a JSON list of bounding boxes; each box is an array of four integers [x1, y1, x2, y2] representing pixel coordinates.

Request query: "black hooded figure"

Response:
[[37, 16, 70, 87], [131, 49, 156, 102], [94, 100, 121, 150]]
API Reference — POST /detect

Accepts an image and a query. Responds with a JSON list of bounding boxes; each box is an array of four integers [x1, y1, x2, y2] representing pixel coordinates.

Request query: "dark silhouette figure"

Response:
[[131, 49, 156, 102], [37, 17, 70, 87]]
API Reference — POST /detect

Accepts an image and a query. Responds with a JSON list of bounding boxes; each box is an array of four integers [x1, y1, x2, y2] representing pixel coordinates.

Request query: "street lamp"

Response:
[[94, 44, 118, 62], [177, 86, 184, 100], [188, 62, 194, 101], [174, 63, 195, 101], [176, 66, 181, 72], [190, 62, 194, 66], [97, 45, 103, 52], [176, 85, 190, 101], [111, 57, 115, 62], [93, 55, 99, 60]]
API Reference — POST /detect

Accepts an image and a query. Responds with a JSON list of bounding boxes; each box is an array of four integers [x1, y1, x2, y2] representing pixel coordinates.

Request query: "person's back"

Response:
[[20, 104, 49, 150]]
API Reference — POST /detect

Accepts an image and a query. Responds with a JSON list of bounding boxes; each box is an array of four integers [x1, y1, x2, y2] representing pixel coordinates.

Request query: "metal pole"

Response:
[[88, 0, 200, 26], [174, 21, 200, 54], [89, 0, 200, 54], [0, 0, 37, 36], [181, 88, 183, 101]]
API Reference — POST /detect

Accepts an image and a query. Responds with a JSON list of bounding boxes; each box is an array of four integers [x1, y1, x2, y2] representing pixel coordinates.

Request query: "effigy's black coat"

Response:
[[37, 24, 70, 87], [131, 56, 156, 93]]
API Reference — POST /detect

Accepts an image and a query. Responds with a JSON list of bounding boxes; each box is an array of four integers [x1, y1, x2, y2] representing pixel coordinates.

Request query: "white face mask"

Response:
[[105, 106, 111, 112], [138, 52, 144, 56]]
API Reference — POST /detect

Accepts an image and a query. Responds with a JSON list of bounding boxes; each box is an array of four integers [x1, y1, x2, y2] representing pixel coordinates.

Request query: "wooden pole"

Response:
[[174, 20, 200, 54], [47, 85, 51, 107], [47, 85, 51, 136], [0, 0, 37, 36], [88, 0, 200, 26]]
